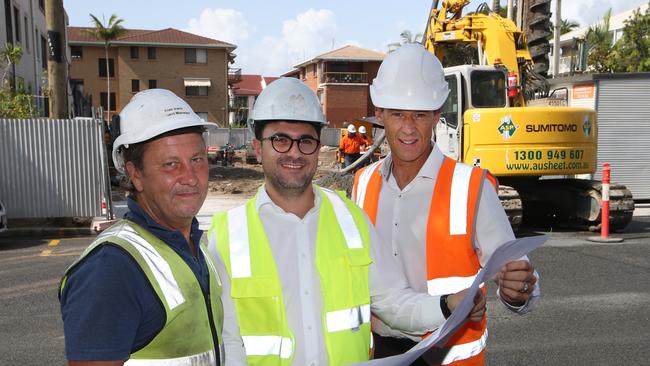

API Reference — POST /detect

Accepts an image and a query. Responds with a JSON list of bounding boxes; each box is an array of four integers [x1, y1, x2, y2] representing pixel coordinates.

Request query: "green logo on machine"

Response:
[[582, 116, 591, 137], [497, 115, 518, 140]]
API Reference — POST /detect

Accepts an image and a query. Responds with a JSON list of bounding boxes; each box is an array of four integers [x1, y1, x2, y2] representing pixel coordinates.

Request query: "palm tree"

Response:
[[585, 9, 613, 72], [560, 19, 580, 34], [85, 14, 126, 121], [400, 30, 423, 44], [1, 43, 23, 89]]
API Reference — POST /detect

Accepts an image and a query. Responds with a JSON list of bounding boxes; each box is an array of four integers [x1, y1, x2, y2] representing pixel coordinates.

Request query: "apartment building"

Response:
[[284, 45, 385, 128], [551, 3, 649, 76], [229, 74, 278, 126], [1, 0, 52, 112], [67, 26, 236, 125]]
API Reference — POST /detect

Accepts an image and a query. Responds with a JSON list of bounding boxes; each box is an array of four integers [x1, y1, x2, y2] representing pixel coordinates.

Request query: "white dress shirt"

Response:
[[209, 185, 446, 366], [366, 145, 541, 339]]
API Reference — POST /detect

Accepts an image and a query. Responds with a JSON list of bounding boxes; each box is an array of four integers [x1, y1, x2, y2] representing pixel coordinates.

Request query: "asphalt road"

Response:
[[1, 217, 649, 365]]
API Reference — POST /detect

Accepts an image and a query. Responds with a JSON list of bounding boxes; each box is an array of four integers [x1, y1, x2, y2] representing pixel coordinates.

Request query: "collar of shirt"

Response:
[[254, 184, 322, 218], [378, 143, 445, 190], [124, 196, 204, 253]]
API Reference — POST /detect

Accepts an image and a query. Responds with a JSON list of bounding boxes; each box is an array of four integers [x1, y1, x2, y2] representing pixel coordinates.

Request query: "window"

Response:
[[130, 46, 139, 59], [100, 92, 116, 111], [24, 16, 30, 52], [13, 7, 20, 43], [71, 46, 83, 59], [148, 79, 157, 89], [38, 0, 44, 12], [185, 48, 207, 64], [131, 79, 140, 93], [470, 70, 506, 108], [186, 86, 208, 96], [40, 35, 47, 69], [196, 112, 208, 121], [147, 47, 156, 60], [441, 75, 459, 128], [98, 58, 115, 78]]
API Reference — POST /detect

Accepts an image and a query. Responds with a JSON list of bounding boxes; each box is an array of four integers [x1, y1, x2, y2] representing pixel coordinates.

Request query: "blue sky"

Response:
[[65, 0, 647, 76]]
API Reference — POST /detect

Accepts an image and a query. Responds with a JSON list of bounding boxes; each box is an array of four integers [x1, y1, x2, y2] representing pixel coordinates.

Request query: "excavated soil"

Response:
[[208, 147, 352, 198]]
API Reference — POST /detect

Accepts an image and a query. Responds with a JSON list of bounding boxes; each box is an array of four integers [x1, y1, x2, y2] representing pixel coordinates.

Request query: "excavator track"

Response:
[[498, 185, 523, 232], [509, 179, 634, 232], [523, 0, 552, 76]]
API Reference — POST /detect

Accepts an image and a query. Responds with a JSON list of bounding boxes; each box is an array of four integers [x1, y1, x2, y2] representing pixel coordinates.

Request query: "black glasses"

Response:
[[261, 134, 320, 155]]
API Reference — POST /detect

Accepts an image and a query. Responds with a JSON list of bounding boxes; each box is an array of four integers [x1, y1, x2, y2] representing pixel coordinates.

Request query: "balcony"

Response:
[[321, 72, 368, 84], [228, 68, 242, 83]]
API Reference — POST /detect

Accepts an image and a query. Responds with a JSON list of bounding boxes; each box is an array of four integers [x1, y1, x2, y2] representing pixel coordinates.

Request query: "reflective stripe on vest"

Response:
[[354, 160, 382, 209], [226, 206, 251, 279], [427, 273, 479, 297], [449, 163, 473, 235], [326, 303, 370, 332], [93, 221, 185, 309], [439, 330, 488, 365], [242, 336, 293, 359], [124, 349, 217, 366]]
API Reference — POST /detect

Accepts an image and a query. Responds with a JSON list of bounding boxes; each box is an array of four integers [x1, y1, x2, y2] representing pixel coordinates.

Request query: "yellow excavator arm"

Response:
[[423, 0, 547, 103]]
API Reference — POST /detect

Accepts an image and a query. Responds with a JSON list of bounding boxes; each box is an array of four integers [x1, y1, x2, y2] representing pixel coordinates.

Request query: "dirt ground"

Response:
[[208, 146, 355, 198]]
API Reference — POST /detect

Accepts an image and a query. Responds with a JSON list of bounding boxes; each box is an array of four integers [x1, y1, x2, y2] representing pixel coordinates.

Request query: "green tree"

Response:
[[609, 3, 650, 72], [585, 8, 613, 72], [85, 14, 126, 121], [0, 45, 38, 118], [561, 19, 580, 34], [1, 43, 23, 89]]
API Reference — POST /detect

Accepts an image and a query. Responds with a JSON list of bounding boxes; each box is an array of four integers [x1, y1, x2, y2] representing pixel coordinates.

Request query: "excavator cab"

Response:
[[436, 65, 509, 161]]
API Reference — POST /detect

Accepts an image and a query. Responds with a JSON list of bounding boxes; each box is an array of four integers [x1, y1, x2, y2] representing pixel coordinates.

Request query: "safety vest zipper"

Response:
[[203, 282, 221, 365]]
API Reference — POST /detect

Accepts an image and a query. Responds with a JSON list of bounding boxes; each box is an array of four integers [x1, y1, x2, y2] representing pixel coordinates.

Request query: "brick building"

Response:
[[229, 74, 278, 126], [284, 45, 385, 128], [67, 26, 236, 125]]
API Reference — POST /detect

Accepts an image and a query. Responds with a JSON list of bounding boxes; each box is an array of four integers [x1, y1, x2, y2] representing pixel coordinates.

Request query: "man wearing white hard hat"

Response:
[[339, 123, 366, 169], [60, 89, 224, 365], [207, 77, 486, 365], [352, 43, 540, 365]]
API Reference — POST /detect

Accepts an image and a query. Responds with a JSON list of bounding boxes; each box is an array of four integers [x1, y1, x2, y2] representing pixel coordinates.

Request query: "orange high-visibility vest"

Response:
[[353, 156, 498, 366]]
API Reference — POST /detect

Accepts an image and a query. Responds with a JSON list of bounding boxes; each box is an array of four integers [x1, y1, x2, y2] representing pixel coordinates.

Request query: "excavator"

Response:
[[420, 0, 634, 230]]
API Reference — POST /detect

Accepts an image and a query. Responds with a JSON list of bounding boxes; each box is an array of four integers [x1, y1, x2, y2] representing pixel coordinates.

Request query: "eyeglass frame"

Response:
[[260, 133, 321, 155]]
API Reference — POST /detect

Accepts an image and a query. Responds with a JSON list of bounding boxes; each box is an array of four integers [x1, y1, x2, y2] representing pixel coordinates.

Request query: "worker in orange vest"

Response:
[[339, 124, 366, 170], [353, 43, 540, 365]]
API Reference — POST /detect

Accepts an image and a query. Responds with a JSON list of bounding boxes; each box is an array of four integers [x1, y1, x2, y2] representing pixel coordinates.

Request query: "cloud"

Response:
[[282, 9, 337, 60], [236, 9, 338, 76], [186, 8, 253, 45]]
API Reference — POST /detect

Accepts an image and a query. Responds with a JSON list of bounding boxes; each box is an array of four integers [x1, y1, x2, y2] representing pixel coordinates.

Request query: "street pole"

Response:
[[45, 0, 68, 118], [553, 0, 561, 76]]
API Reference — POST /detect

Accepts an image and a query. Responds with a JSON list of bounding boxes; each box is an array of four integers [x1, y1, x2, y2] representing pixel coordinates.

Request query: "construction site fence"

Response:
[[205, 127, 341, 148], [0, 117, 109, 219]]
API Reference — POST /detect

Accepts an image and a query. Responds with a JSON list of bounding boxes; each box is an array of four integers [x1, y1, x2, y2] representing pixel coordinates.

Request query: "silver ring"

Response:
[[520, 282, 529, 293]]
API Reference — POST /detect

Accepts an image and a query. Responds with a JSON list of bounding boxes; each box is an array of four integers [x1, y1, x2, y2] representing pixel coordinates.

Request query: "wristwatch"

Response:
[[440, 294, 452, 319]]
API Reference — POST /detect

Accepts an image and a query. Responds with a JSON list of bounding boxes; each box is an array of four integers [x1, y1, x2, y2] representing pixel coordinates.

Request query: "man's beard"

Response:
[[265, 156, 315, 198]]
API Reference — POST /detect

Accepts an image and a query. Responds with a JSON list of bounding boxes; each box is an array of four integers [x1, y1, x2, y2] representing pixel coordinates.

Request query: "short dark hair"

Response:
[[253, 120, 323, 140], [122, 126, 205, 196]]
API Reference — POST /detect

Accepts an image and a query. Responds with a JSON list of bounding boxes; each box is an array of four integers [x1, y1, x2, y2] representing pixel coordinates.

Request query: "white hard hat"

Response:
[[112, 88, 215, 173], [358, 126, 367, 134], [370, 43, 449, 111], [347, 124, 357, 133], [249, 77, 326, 129]]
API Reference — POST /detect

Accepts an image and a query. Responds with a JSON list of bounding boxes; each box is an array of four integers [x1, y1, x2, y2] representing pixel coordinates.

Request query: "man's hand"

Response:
[[496, 260, 536, 306], [447, 289, 486, 323]]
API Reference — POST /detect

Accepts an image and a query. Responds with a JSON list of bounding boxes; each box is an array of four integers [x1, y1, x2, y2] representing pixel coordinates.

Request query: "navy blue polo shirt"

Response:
[[60, 197, 210, 361]]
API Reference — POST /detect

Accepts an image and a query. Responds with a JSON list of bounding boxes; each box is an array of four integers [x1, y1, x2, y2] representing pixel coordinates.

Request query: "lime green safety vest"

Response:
[[210, 187, 373, 366], [60, 220, 224, 366]]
